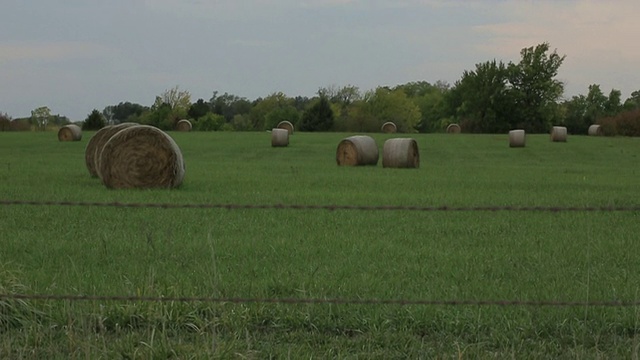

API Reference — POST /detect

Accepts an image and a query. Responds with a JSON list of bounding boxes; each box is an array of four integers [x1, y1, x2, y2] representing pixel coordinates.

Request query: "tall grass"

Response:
[[0, 131, 639, 357]]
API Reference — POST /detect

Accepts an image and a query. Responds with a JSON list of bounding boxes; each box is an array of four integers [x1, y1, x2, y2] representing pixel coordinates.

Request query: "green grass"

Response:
[[1, 131, 639, 358]]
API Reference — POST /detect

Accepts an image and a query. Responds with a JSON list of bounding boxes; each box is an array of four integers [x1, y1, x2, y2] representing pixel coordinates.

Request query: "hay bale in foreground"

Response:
[[277, 121, 294, 135], [381, 122, 397, 133], [58, 124, 82, 141], [176, 119, 192, 132], [446, 123, 461, 134], [336, 135, 379, 166], [85, 123, 137, 178], [550, 126, 567, 142], [588, 124, 603, 136], [271, 128, 289, 147], [509, 130, 526, 148], [382, 138, 419, 168], [98, 125, 185, 189]]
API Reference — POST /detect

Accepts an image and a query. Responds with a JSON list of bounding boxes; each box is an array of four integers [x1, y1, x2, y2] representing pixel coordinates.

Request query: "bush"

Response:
[[195, 113, 225, 131], [598, 110, 640, 136]]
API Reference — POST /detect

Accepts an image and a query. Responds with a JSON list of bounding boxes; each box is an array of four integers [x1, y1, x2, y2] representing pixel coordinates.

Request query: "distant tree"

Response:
[[507, 42, 565, 132], [103, 102, 147, 123], [561, 84, 623, 134], [30, 106, 52, 131], [188, 98, 210, 120], [161, 85, 191, 114], [623, 90, 640, 110], [249, 92, 293, 130], [265, 106, 301, 130], [0, 112, 12, 131], [231, 114, 252, 131], [300, 95, 334, 132], [210, 92, 252, 122], [447, 60, 512, 133], [395, 81, 450, 132], [83, 109, 106, 130]]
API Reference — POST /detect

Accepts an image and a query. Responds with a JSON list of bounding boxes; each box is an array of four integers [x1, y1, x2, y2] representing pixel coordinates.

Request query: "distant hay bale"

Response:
[[446, 123, 461, 134], [382, 138, 419, 168], [58, 124, 82, 141], [509, 130, 526, 148], [271, 128, 289, 147], [336, 135, 379, 166], [277, 121, 294, 135], [85, 123, 137, 178], [98, 125, 185, 189], [381, 122, 397, 133], [588, 124, 603, 136], [176, 119, 192, 132], [550, 126, 567, 142]]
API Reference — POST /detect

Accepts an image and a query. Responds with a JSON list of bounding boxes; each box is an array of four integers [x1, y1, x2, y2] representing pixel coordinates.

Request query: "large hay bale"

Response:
[[446, 123, 461, 134], [509, 130, 526, 148], [336, 135, 379, 166], [85, 123, 137, 178], [271, 128, 289, 147], [588, 124, 603, 136], [176, 119, 192, 132], [98, 125, 185, 189], [550, 126, 567, 142], [277, 121, 294, 135], [382, 138, 419, 168], [58, 124, 82, 141], [381, 122, 397, 133]]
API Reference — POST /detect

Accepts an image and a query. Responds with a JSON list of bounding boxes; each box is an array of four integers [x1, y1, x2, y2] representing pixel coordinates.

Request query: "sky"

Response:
[[1, 0, 639, 120]]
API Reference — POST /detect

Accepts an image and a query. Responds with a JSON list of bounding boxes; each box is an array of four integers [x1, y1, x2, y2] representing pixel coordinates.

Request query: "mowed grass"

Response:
[[0, 131, 639, 358]]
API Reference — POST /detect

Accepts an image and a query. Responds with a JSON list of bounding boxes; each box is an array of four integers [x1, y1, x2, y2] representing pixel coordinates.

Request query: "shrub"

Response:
[[598, 109, 640, 136]]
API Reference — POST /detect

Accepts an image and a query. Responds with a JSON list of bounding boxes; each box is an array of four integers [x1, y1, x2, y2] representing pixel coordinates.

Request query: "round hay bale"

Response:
[[509, 130, 526, 148], [550, 126, 567, 142], [277, 120, 294, 135], [588, 124, 603, 136], [381, 122, 397, 133], [58, 124, 82, 141], [85, 122, 137, 178], [98, 125, 185, 189], [336, 135, 379, 166], [271, 128, 289, 147], [382, 138, 419, 168], [176, 119, 192, 132], [446, 123, 461, 134]]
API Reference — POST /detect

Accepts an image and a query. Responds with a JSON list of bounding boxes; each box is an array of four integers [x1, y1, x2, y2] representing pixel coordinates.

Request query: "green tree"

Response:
[[30, 106, 52, 131], [300, 95, 334, 132], [396, 81, 450, 132], [264, 106, 300, 130], [508, 42, 565, 132], [447, 60, 512, 133], [210, 92, 252, 122], [82, 109, 106, 130], [0, 112, 11, 132], [103, 102, 147, 124], [188, 99, 210, 120], [623, 91, 640, 110], [366, 87, 422, 133], [249, 92, 293, 130]]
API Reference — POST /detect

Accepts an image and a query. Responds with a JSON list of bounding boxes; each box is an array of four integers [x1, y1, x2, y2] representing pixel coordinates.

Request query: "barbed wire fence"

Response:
[[2, 198, 640, 308]]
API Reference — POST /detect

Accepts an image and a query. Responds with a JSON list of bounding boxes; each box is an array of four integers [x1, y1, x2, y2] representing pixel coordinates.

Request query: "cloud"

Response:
[[0, 41, 110, 63]]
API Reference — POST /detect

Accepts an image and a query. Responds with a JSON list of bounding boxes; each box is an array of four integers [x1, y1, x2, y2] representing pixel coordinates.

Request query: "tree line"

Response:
[[2, 43, 639, 136]]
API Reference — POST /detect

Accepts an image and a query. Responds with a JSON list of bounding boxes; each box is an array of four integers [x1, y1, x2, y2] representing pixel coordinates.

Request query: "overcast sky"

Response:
[[1, 0, 638, 120]]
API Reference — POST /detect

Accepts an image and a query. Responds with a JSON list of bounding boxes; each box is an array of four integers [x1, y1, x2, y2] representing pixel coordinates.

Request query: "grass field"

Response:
[[0, 130, 639, 358]]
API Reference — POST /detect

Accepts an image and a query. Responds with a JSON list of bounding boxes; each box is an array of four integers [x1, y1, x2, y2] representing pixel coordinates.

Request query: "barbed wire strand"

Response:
[[1, 200, 639, 212], [0, 293, 639, 307]]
